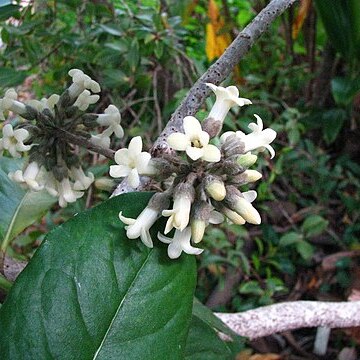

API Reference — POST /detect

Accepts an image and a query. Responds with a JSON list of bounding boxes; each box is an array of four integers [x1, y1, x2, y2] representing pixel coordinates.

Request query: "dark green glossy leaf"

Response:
[[0, 158, 56, 250], [185, 315, 240, 360], [0, 192, 197, 359], [192, 298, 236, 338]]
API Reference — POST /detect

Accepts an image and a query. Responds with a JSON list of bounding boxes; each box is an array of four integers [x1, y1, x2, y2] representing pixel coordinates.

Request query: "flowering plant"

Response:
[[0, 70, 277, 358]]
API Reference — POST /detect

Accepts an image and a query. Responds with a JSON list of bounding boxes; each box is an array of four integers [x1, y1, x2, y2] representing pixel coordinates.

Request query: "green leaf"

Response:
[[296, 240, 314, 261], [302, 215, 329, 238], [321, 109, 347, 144], [0, 192, 197, 359], [184, 315, 235, 360], [0, 4, 19, 21], [128, 38, 140, 73], [279, 232, 303, 247], [0, 67, 28, 88], [192, 298, 236, 338], [99, 24, 123, 36], [331, 77, 360, 107], [239, 280, 263, 295], [0, 158, 56, 250]]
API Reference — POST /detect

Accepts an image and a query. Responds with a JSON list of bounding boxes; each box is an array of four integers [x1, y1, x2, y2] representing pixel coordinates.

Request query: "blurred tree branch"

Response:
[[151, 0, 299, 156], [216, 301, 360, 339]]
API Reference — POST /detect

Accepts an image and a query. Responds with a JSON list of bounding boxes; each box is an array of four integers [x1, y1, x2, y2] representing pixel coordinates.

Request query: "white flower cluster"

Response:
[[0, 69, 124, 207], [118, 84, 277, 259]]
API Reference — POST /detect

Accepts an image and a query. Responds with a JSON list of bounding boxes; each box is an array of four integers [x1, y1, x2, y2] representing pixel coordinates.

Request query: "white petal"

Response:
[[114, 124, 124, 139], [227, 86, 239, 97], [114, 148, 130, 165], [119, 211, 136, 225], [198, 130, 209, 146], [265, 144, 276, 159], [127, 168, 140, 188], [164, 215, 175, 234], [183, 116, 202, 137], [3, 124, 14, 137], [135, 152, 151, 174], [14, 128, 29, 142], [157, 232, 172, 244], [140, 229, 153, 248], [109, 164, 130, 178], [128, 136, 143, 156], [242, 190, 257, 203], [209, 211, 224, 224], [186, 146, 203, 161], [201, 144, 221, 162], [167, 241, 182, 259], [167, 133, 189, 151]]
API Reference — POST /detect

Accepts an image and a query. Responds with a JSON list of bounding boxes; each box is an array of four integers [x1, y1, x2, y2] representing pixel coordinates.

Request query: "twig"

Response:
[[151, 0, 298, 156], [215, 301, 360, 339], [57, 128, 115, 160]]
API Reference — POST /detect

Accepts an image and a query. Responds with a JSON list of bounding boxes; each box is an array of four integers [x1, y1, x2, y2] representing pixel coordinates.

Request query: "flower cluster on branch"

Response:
[[116, 84, 277, 259], [0, 69, 123, 207]]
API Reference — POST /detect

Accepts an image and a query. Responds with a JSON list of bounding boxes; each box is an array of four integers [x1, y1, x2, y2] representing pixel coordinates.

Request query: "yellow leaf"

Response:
[[205, 0, 231, 61], [292, 0, 312, 39]]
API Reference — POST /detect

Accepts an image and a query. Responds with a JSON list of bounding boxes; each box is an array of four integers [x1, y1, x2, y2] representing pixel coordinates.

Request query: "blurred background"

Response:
[[0, 0, 359, 358]]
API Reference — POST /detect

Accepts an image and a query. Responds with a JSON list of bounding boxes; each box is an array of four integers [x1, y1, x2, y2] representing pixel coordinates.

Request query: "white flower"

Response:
[[220, 115, 277, 158], [162, 192, 192, 234], [26, 94, 60, 114], [90, 134, 111, 149], [206, 83, 252, 123], [119, 207, 159, 248], [57, 178, 84, 208], [70, 166, 94, 191], [167, 116, 221, 162], [0, 89, 27, 120], [68, 69, 101, 99], [73, 90, 100, 111], [109, 136, 155, 188], [8, 161, 44, 191], [0, 124, 31, 158], [158, 227, 203, 259], [96, 105, 124, 138]]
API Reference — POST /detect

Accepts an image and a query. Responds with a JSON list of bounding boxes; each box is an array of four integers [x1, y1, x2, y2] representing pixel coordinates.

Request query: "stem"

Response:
[[0, 274, 12, 293], [57, 128, 115, 160], [215, 300, 360, 339], [151, 0, 298, 155]]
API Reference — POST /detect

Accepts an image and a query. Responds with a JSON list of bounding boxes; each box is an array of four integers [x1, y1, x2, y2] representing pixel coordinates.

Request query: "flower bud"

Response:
[[224, 185, 261, 225], [219, 205, 246, 225], [191, 220, 206, 244], [204, 175, 226, 201], [244, 169, 262, 182], [233, 197, 261, 224], [94, 178, 116, 191], [237, 152, 257, 168]]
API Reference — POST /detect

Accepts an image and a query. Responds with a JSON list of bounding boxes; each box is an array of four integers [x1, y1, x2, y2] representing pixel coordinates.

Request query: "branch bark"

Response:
[[215, 301, 360, 339], [151, 0, 298, 156]]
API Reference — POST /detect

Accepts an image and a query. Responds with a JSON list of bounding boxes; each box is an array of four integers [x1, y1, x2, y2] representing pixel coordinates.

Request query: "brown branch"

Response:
[[215, 301, 360, 339], [151, 0, 298, 156], [57, 128, 115, 160]]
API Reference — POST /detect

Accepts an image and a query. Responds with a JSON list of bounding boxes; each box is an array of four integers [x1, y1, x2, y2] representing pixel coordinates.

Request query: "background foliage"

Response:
[[0, 0, 359, 358]]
